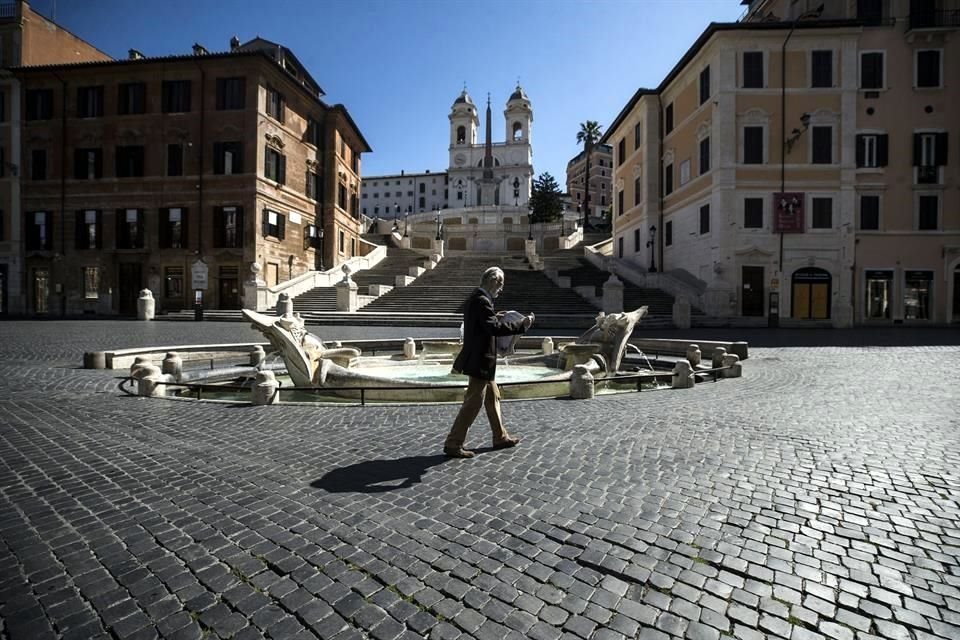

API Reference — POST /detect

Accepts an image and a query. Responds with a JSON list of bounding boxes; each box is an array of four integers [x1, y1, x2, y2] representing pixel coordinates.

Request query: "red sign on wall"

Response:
[[773, 192, 804, 233]]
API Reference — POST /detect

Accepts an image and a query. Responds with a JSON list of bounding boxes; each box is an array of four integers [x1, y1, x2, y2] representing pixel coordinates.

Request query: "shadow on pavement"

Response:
[[311, 455, 448, 493], [629, 327, 960, 348]]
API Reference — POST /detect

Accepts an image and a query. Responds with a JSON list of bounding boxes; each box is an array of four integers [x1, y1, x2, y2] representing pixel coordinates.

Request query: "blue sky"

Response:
[[50, 0, 743, 184]]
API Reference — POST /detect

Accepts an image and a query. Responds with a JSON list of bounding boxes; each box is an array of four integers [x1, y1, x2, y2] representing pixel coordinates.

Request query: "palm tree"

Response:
[[576, 120, 603, 228]]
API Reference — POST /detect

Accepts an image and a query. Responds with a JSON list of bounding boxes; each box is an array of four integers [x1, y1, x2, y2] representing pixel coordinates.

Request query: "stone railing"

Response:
[[584, 238, 613, 270], [611, 260, 707, 309], [244, 243, 387, 312]]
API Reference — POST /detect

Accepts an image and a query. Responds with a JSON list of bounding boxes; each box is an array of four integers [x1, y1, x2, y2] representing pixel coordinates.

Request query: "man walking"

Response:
[[444, 266, 534, 458]]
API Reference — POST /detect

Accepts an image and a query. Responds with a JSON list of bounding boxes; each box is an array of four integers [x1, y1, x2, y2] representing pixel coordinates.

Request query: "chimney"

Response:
[[192, 43, 209, 56], [128, 49, 144, 60], [230, 36, 240, 50]]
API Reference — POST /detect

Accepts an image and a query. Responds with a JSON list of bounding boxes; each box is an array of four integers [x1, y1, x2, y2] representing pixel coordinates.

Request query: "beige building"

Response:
[[566, 143, 613, 220], [604, 0, 958, 326], [11, 36, 369, 315], [0, 0, 111, 314]]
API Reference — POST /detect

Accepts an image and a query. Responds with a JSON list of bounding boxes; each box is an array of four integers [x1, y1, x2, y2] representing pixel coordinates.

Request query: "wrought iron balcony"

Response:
[[910, 7, 960, 29]]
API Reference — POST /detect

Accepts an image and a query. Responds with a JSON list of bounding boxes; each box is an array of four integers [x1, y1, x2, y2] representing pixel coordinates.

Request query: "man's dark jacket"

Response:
[[453, 287, 526, 381]]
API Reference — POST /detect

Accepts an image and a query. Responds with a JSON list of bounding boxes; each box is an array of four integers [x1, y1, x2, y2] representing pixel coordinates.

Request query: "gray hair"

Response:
[[480, 266, 504, 287]]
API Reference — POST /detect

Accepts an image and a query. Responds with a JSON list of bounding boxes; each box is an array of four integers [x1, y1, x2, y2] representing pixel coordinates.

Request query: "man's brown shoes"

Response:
[[443, 448, 475, 459], [492, 436, 521, 450]]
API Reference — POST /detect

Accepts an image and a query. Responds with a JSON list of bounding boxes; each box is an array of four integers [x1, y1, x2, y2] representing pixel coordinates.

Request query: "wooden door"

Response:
[[793, 283, 810, 319], [741, 266, 765, 316]]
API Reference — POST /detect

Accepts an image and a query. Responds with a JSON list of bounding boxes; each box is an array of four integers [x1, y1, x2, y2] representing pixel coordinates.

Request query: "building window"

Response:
[[856, 134, 888, 168], [634, 122, 642, 150], [26, 212, 53, 250], [914, 132, 947, 184], [665, 103, 674, 134], [742, 51, 763, 88], [665, 220, 673, 246], [213, 142, 243, 175], [860, 52, 884, 89], [903, 271, 932, 320], [338, 229, 345, 253], [116, 146, 145, 177], [304, 224, 321, 251], [164, 267, 184, 300], [264, 147, 286, 183], [811, 50, 833, 88], [699, 136, 710, 174], [634, 175, 642, 206], [918, 195, 939, 230], [679, 159, 690, 185], [352, 149, 359, 174], [215, 77, 246, 110], [618, 236, 623, 258], [338, 183, 347, 210], [117, 208, 143, 249], [617, 189, 624, 216], [699, 66, 710, 105], [634, 228, 641, 251], [160, 208, 187, 248], [617, 138, 625, 166], [699, 204, 710, 235], [73, 148, 103, 180], [75, 209, 100, 249], [811, 197, 832, 229], [31, 149, 47, 181], [162, 80, 191, 113], [864, 270, 892, 319], [860, 195, 880, 230], [262, 209, 285, 240], [664, 163, 673, 195], [25, 89, 54, 120], [167, 144, 184, 177], [83, 267, 100, 300], [916, 50, 941, 88], [266, 87, 284, 122], [744, 126, 764, 164], [118, 82, 146, 115], [307, 118, 322, 147], [77, 86, 104, 118], [214, 206, 243, 248], [857, 0, 884, 24], [812, 126, 832, 164], [306, 171, 320, 200], [744, 197, 763, 229]]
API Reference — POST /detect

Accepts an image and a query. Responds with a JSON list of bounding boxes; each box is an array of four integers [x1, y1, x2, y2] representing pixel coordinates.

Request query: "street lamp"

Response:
[[404, 207, 409, 237], [527, 202, 534, 240], [317, 227, 324, 271], [434, 206, 442, 240], [576, 203, 582, 229], [646, 225, 657, 272], [513, 177, 520, 208]]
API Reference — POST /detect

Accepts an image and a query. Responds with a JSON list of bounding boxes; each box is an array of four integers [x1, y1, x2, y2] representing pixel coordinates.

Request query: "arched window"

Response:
[[512, 122, 523, 141], [456, 126, 466, 144]]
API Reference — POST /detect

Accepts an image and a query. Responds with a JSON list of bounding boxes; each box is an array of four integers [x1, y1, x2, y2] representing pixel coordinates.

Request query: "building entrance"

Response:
[[741, 266, 765, 316], [118, 263, 142, 316], [219, 266, 241, 309], [32, 268, 50, 315], [791, 267, 831, 320]]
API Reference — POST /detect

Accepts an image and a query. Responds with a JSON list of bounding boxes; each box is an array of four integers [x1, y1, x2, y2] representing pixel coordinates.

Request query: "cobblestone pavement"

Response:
[[1, 321, 959, 640]]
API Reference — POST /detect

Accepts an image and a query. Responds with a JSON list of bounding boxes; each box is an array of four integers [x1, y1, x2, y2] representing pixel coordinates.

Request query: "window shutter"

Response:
[[45, 212, 54, 250], [234, 144, 244, 173], [262, 209, 269, 237], [183, 82, 192, 112], [913, 133, 922, 166], [180, 208, 188, 248], [278, 214, 286, 240], [278, 154, 286, 185], [855, 135, 865, 167], [159, 208, 170, 248], [213, 207, 224, 247], [115, 208, 125, 248], [935, 132, 948, 166], [235, 207, 244, 246], [877, 135, 888, 166], [213, 142, 224, 174], [95, 212, 102, 249], [75, 209, 85, 248], [74, 149, 84, 180], [215, 78, 225, 110], [95, 150, 103, 179], [304, 225, 311, 251], [278, 95, 285, 123]]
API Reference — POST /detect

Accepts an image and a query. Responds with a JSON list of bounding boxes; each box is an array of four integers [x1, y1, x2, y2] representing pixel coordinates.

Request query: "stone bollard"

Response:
[[672, 361, 695, 389], [249, 346, 266, 367], [686, 344, 702, 367], [137, 364, 164, 397], [137, 289, 155, 321], [83, 351, 106, 369], [602, 274, 624, 314], [276, 293, 293, 317], [711, 346, 727, 369], [403, 337, 417, 360], [721, 354, 742, 378], [569, 365, 595, 400], [541, 337, 554, 355], [162, 352, 182, 379], [130, 356, 152, 380], [253, 371, 280, 405]]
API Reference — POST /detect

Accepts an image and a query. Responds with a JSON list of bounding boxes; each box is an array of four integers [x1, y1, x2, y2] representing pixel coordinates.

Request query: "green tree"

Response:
[[575, 120, 603, 225], [528, 172, 564, 223]]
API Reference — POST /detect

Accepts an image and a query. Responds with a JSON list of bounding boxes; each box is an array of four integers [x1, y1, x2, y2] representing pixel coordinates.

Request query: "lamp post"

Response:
[[317, 227, 324, 271], [435, 206, 442, 240], [576, 203, 582, 229], [646, 224, 657, 272], [404, 208, 409, 237]]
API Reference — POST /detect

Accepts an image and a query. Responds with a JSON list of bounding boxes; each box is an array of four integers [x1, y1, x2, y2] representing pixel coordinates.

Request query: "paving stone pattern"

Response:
[[0, 321, 959, 640]]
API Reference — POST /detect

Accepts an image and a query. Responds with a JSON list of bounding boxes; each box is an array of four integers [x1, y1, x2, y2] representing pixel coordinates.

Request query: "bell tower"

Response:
[[449, 89, 478, 148]]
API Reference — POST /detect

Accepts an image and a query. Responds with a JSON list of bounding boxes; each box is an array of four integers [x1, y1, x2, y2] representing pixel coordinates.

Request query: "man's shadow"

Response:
[[311, 455, 448, 493]]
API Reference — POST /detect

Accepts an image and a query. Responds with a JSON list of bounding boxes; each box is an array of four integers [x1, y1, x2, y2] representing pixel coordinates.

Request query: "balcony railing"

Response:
[[910, 8, 960, 29], [917, 165, 939, 184], [0, 3, 17, 19]]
